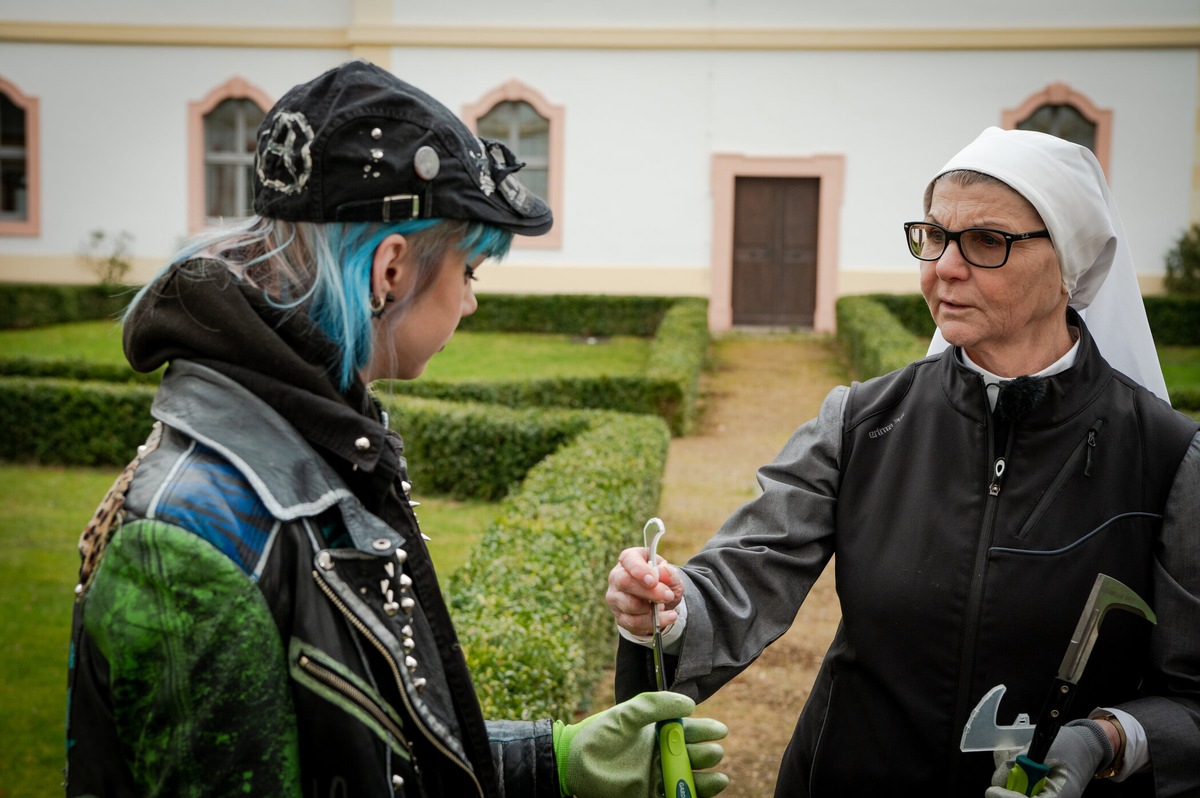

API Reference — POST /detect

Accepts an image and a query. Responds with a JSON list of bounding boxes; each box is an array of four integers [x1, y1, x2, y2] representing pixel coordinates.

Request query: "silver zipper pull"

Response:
[[989, 457, 1006, 496]]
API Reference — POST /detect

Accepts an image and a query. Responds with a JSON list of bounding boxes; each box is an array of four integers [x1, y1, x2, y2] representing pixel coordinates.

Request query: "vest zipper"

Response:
[[297, 653, 411, 752], [1084, 419, 1104, 477], [955, 395, 1010, 747], [988, 457, 1006, 496], [312, 569, 484, 798]]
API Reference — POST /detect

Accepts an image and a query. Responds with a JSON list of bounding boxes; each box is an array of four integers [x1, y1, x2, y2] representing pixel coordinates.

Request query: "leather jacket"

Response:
[[66, 359, 558, 798]]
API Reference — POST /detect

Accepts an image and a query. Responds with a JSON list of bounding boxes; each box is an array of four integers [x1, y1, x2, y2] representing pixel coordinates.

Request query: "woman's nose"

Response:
[[935, 240, 972, 279], [463, 286, 478, 317]]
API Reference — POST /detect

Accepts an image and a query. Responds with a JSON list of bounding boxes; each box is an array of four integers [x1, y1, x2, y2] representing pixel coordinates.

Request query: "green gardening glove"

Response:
[[552, 691, 729, 798]]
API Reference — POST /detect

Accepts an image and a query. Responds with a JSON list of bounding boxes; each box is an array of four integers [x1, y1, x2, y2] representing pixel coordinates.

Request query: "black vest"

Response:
[[778, 315, 1197, 796]]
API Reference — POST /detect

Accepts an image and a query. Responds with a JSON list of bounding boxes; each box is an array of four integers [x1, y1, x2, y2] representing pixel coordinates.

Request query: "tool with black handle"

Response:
[[644, 517, 697, 798], [1004, 573, 1156, 795]]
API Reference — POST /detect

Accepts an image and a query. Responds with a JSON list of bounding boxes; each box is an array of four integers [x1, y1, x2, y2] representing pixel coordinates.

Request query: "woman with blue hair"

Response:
[[65, 60, 728, 798]]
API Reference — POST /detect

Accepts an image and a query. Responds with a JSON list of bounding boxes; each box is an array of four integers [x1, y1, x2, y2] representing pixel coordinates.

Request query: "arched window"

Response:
[[1017, 103, 1096, 152], [0, 76, 40, 236], [464, 80, 564, 249], [188, 77, 273, 232], [204, 98, 265, 219], [1003, 83, 1112, 177], [478, 100, 549, 201]]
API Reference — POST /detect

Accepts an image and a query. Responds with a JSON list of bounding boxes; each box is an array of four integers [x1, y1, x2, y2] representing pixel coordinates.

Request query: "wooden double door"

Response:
[[731, 176, 819, 328]]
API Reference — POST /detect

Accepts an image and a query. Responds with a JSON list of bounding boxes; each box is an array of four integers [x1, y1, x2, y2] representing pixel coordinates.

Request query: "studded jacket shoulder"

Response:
[[65, 360, 557, 798]]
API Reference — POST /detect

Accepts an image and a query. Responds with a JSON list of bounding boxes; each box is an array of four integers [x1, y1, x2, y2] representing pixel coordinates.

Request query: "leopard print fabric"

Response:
[[75, 421, 163, 601]]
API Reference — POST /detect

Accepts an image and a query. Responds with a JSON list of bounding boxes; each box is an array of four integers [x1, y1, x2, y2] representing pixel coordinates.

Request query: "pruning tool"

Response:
[[644, 517, 696, 798], [959, 573, 1156, 796]]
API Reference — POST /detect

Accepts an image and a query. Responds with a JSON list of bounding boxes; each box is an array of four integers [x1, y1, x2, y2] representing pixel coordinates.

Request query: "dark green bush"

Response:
[[0, 357, 159, 384], [835, 295, 929, 380], [863, 293, 935, 338], [448, 411, 670, 719], [0, 378, 156, 464], [0, 283, 135, 329], [1143, 296, 1200, 346], [384, 396, 591, 501], [461, 294, 673, 336], [387, 297, 709, 435], [1163, 223, 1200, 297]]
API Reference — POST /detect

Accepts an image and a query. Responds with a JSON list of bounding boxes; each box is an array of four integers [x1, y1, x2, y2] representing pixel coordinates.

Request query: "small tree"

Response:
[[1164, 222, 1200, 297], [78, 229, 134, 287]]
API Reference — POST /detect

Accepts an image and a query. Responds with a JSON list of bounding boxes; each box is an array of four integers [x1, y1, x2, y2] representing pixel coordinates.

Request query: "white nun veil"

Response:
[[924, 127, 1170, 403]]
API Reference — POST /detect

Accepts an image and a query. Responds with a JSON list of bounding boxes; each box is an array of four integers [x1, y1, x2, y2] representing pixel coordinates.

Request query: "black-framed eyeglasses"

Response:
[[903, 221, 1051, 269]]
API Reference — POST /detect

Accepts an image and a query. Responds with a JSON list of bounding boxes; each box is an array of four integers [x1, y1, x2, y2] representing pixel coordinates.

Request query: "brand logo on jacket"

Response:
[[868, 413, 905, 439]]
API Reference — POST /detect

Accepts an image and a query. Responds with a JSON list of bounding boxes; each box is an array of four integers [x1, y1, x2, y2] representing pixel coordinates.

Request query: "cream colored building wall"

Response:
[[1, 1, 1198, 331]]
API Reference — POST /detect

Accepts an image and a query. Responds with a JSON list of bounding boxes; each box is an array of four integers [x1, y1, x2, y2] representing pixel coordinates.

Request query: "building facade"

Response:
[[2, 0, 1198, 332]]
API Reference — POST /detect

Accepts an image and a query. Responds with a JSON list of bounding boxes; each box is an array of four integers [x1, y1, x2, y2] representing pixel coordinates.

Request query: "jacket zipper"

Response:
[[312, 569, 485, 798], [955, 395, 1010, 744], [297, 653, 410, 750]]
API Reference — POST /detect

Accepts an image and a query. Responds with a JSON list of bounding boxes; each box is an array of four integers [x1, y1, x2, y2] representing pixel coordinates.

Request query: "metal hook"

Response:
[[643, 517, 666, 569]]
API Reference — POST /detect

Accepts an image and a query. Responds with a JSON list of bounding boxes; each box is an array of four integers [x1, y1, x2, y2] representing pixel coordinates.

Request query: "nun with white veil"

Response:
[[606, 127, 1200, 797]]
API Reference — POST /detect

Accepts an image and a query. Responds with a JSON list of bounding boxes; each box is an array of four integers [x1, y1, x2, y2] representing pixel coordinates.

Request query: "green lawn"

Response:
[[0, 464, 495, 798], [0, 323, 651, 380], [1158, 345, 1200, 390]]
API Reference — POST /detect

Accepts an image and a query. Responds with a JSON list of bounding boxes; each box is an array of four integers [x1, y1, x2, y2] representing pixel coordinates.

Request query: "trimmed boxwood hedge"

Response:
[[443, 409, 670, 719], [0, 283, 134, 329], [0, 289, 709, 435], [835, 295, 929, 380], [387, 297, 709, 435]]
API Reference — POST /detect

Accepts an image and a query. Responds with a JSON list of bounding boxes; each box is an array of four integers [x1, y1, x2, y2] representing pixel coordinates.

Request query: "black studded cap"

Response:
[[252, 60, 552, 235]]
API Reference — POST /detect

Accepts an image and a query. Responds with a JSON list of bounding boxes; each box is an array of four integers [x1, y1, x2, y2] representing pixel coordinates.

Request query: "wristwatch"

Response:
[[1091, 712, 1127, 780]]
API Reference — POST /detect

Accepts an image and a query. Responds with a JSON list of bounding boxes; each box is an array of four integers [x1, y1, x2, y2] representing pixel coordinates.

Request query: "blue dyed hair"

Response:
[[129, 216, 513, 391]]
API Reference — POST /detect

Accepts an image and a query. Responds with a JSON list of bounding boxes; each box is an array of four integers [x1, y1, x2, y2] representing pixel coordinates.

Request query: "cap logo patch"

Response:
[[257, 110, 315, 196]]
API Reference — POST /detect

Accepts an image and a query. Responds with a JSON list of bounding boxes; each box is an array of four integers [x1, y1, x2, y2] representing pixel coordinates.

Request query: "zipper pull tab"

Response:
[[989, 457, 1006, 496], [1085, 429, 1097, 477]]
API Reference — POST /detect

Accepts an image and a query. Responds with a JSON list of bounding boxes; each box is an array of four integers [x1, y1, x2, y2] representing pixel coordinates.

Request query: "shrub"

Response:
[[1143, 296, 1200, 346], [386, 297, 709, 435], [461, 294, 673, 336], [447, 411, 670, 719], [0, 284, 133, 329], [1164, 222, 1200, 297], [835, 295, 928, 380], [0, 378, 156, 465]]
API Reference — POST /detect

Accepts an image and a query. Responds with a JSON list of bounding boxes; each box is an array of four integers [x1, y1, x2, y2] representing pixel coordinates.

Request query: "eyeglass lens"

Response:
[[907, 223, 1011, 268]]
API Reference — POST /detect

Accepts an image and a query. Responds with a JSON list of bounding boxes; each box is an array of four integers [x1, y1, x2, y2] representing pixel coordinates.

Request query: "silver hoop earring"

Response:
[[370, 293, 394, 319]]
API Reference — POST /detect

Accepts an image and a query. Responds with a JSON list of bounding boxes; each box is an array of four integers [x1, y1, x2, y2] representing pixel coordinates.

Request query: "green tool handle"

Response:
[[1006, 753, 1050, 795], [658, 718, 696, 798]]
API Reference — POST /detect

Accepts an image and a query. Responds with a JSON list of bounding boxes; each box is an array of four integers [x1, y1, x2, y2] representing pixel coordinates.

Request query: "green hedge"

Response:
[[385, 298, 709, 435], [1144, 296, 1200, 346], [446, 410, 670, 719], [0, 356, 160, 383], [0, 291, 709, 434], [460, 293, 674, 336], [0, 378, 158, 465], [835, 295, 929, 380], [389, 397, 591, 501], [0, 283, 135, 329]]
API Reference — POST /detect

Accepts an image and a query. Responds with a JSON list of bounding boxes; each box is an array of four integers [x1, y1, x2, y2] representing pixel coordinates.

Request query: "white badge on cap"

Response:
[[414, 146, 440, 180]]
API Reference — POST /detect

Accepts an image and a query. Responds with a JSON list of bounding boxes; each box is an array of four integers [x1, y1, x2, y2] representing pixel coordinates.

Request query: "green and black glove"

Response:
[[552, 691, 729, 798]]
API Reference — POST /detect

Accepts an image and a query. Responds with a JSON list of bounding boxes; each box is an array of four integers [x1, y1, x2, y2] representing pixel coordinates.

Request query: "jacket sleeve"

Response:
[[485, 719, 560, 798], [67, 518, 301, 798], [1119, 431, 1200, 798], [617, 386, 846, 704]]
